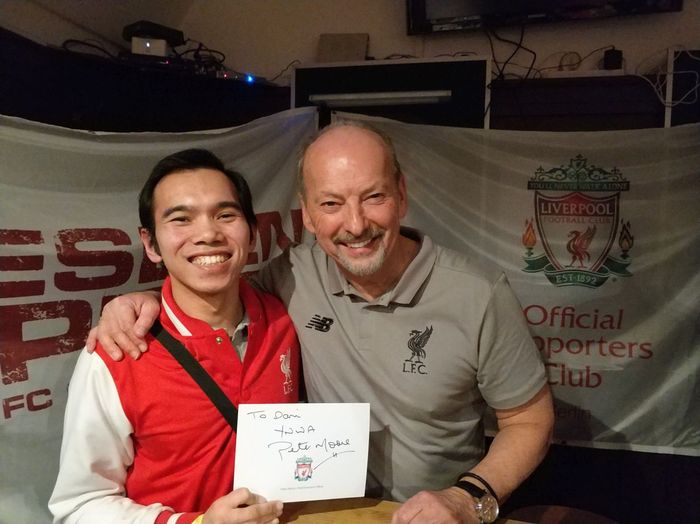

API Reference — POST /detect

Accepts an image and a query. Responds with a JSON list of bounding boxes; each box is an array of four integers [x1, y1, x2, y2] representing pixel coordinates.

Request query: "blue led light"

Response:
[[245, 74, 254, 83]]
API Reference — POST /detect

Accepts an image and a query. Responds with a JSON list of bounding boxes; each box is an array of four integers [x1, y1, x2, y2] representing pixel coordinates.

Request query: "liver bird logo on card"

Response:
[[294, 455, 313, 481]]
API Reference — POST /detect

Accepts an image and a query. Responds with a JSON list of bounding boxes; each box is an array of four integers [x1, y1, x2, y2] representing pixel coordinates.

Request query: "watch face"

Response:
[[476, 494, 499, 524]]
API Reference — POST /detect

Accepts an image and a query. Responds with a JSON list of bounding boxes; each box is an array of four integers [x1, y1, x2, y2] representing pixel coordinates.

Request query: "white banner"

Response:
[[0, 108, 317, 523], [337, 111, 700, 457]]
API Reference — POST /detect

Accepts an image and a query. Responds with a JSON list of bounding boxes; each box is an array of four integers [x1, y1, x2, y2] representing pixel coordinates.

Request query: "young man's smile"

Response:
[[189, 252, 232, 267]]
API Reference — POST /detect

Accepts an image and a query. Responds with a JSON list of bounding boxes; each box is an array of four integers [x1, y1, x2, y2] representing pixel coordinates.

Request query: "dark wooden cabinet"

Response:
[[490, 75, 666, 131]]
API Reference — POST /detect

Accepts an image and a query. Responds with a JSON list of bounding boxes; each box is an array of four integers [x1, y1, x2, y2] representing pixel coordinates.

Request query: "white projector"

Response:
[[131, 37, 168, 57]]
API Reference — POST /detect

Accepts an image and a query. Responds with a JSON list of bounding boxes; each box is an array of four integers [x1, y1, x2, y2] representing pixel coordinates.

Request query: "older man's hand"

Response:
[[85, 290, 160, 361], [391, 486, 478, 524]]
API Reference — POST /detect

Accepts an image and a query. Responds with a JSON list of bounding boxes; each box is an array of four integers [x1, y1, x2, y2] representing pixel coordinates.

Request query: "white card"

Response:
[[233, 403, 370, 502]]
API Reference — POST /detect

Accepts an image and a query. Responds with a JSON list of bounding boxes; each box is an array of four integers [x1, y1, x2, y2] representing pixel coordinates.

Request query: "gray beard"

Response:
[[335, 243, 386, 277]]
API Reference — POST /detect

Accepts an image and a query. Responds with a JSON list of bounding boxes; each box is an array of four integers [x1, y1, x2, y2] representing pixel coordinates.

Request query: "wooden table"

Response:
[[281, 498, 529, 523], [281, 498, 399, 523]]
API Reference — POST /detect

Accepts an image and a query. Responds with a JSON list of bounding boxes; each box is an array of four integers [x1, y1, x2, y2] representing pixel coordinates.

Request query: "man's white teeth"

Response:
[[192, 255, 229, 266], [347, 239, 372, 248]]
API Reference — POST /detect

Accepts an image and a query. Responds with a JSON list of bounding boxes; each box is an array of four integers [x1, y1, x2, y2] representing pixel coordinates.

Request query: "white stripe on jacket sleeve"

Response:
[[48, 349, 177, 523]]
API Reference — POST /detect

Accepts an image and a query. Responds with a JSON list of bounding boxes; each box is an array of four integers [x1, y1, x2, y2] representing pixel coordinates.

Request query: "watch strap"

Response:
[[456, 471, 499, 501], [454, 479, 487, 499]]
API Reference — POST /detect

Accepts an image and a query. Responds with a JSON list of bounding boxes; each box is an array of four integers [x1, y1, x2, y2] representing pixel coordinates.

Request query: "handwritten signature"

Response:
[[268, 437, 352, 460]]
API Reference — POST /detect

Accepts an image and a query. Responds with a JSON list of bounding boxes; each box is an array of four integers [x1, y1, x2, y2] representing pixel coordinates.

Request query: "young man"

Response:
[[91, 123, 554, 524], [50, 150, 299, 524]]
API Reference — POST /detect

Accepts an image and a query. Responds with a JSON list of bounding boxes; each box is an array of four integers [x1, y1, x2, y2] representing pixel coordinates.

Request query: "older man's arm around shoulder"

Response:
[[392, 384, 554, 524]]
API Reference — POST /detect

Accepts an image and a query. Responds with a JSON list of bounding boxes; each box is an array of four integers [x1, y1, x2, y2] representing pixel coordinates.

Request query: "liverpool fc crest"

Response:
[[402, 325, 433, 375], [522, 155, 634, 288], [294, 455, 313, 481]]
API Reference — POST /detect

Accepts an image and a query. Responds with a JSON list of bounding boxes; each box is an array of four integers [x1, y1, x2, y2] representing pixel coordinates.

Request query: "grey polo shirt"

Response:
[[258, 227, 546, 502]]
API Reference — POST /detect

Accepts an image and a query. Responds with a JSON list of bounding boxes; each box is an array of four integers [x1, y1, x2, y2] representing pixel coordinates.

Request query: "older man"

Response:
[[92, 122, 553, 524]]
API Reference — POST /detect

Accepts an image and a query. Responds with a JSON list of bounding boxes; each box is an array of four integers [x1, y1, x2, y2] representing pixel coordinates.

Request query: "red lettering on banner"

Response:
[[289, 209, 303, 242], [0, 229, 45, 298], [523, 304, 623, 330], [537, 201, 615, 216], [637, 342, 653, 359], [0, 301, 91, 384], [137, 247, 168, 284], [546, 362, 602, 388], [54, 228, 134, 291], [28, 388, 53, 411], [2, 388, 53, 419], [526, 303, 654, 383], [253, 210, 304, 264], [532, 334, 654, 361], [0, 213, 301, 384], [3, 394, 24, 418]]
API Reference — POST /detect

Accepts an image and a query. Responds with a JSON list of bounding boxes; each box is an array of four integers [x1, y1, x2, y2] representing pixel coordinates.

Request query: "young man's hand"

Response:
[[202, 488, 283, 524], [85, 290, 160, 361]]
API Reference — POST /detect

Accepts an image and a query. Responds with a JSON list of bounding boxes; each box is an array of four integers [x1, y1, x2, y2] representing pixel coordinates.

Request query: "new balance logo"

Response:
[[305, 314, 334, 332]]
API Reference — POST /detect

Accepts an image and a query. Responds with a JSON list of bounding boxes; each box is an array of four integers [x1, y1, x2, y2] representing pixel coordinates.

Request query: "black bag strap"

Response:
[[151, 319, 238, 430]]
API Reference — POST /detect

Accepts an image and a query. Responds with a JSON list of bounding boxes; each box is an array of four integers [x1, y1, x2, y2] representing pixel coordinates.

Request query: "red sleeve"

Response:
[[155, 510, 201, 524], [155, 510, 175, 524], [176, 512, 201, 523]]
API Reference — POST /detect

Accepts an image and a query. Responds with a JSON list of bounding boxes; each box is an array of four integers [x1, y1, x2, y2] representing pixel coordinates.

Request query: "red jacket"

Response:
[[51, 276, 299, 523]]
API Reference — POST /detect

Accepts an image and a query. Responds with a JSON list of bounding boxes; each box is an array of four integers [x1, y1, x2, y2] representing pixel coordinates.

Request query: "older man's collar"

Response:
[[326, 227, 436, 304]]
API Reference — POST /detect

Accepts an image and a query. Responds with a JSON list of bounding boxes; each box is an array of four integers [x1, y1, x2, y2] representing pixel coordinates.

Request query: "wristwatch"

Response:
[[454, 479, 499, 524]]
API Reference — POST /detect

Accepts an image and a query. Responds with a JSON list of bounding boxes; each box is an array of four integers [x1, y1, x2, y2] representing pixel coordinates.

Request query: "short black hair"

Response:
[[139, 148, 257, 237]]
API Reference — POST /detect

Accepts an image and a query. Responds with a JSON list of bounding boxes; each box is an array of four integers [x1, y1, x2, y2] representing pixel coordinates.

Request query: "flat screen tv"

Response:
[[406, 0, 683, 35]]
